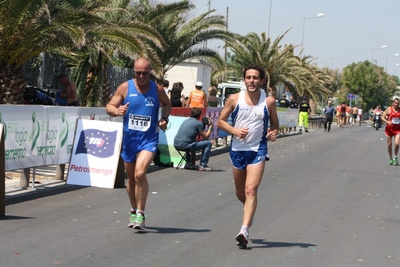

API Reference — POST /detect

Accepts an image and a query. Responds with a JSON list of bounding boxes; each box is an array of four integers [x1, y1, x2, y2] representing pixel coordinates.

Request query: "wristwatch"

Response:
[[161, 117, 169, 124]]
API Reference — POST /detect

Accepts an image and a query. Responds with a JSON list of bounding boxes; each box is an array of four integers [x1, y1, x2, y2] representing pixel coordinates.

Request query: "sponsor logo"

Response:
[[75, 129, 117, 158], [145, 97, 156, 106]]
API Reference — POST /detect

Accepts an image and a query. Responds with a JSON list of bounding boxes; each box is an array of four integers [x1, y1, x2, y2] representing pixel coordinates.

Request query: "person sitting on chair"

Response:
[[174, 107, 213, 171]]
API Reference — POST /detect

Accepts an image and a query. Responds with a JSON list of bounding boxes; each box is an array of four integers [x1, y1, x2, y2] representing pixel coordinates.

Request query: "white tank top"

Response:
[[231, 90, 269, 152]]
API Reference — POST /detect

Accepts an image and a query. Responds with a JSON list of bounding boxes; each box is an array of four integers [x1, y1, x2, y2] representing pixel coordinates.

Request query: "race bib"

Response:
[[392, 118, 400, 124], [128, 114, 151, 131]]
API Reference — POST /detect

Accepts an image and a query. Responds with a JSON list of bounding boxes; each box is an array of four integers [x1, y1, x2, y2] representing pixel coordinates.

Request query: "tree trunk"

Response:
[[102, 64, 111, 107], [0, 66, 26, 104]]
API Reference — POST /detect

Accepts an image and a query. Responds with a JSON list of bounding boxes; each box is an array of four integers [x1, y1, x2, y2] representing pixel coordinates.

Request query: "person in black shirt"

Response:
[[170, 85, 184, 107], [298, 96, 311, 133], [278, 94, 290, 107]]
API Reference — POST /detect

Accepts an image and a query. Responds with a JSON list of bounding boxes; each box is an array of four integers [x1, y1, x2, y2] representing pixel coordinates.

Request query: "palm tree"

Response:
[[225, 30, 333, 104], [55, 0, 165, 106], [0, 0, 85, 104], [130, 0, 232, 76]]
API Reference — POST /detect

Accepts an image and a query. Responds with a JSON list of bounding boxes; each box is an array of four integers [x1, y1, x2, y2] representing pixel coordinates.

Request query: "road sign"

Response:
[[347, 93, 354, 100]]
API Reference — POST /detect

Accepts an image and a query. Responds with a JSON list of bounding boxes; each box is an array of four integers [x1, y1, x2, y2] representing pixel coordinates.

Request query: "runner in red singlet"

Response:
[[382, 98, 400, 165]]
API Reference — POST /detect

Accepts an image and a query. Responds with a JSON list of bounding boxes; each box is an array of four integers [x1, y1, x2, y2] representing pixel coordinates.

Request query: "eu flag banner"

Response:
[[75, 129, 117, 158], [67, 119, 123, 189]]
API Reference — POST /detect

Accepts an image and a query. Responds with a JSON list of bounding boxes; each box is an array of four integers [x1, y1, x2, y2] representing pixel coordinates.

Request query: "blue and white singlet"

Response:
[[121, 80, 160, 161], [231, 90, 269, 153]]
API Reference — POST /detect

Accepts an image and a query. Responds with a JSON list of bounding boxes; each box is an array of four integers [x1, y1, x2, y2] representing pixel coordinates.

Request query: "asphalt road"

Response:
[[1, 124, 400, 267]]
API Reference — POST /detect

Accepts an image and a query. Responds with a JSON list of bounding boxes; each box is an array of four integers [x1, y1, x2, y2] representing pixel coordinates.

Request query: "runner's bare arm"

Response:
[[217, 94, 248, 138], [266, 96, 279, 142]]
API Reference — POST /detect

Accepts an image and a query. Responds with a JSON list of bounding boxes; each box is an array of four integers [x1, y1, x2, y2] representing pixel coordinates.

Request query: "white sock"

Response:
[[137, 209, 145, 215]]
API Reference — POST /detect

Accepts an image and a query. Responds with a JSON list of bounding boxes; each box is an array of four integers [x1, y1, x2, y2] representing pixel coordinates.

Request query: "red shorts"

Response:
[[385, 126, 400, 137]]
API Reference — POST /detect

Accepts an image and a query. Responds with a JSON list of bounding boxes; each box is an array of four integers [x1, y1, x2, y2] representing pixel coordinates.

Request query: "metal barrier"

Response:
[[308, 116, 325, 130]]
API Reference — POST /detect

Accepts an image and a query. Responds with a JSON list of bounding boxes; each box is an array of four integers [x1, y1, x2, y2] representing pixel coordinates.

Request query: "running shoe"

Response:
[[393, 156, 398, 165], [133, 213, 146, 230], [128, 212, 136, 228], [236, 229, 249, 248], [389, 158, 394, 165], [198, 165, 213, 171]]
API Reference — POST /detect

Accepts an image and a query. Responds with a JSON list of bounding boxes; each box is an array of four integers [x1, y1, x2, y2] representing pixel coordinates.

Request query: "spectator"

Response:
[[162, 79, 170, 98], [323, 100, 335, 132], [170, 85, 184, 107], [298, 96, 311, 133], [174, 107, 213, 171], [57, 74, 79, 106], [208, 87, 219, 107], [187, 81, 207, 108], [173, 81, 184, 91], [183, 96, 189, 107], [173, 81, 185, 106], [278, 93, 290, 135], [278, 93, 289, 108]]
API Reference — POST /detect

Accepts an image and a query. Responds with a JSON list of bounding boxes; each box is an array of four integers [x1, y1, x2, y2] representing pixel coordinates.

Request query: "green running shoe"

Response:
[[133, 213, 146, 230], [128, 212, 136, 228], [389, 158, 394, 165], [393, 157, 398, 165]]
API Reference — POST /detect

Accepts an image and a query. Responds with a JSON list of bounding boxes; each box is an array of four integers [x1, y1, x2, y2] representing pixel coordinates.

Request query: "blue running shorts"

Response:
[[229, 150, 266, 170], [121, 140, 158, 163]]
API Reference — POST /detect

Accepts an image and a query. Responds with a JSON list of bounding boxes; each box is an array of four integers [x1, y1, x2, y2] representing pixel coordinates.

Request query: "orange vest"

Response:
[[189, 90, 206, 107]]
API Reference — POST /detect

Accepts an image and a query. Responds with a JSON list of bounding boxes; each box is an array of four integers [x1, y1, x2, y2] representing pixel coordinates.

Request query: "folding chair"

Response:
[[174, 147, 196, 170]]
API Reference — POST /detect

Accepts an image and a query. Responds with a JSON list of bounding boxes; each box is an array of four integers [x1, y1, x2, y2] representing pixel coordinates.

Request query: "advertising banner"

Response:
[[66, 119, 123, 189], [0, 106, 110, 171]]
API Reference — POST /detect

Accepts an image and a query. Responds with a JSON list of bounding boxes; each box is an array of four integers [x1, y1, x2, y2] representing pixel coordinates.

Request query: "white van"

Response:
[[217, 81, 246, 106]]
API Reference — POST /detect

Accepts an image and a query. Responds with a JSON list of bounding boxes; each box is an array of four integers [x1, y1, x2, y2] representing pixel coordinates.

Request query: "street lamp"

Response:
[[267, 0, 272, 39], [370, 45, 386, 63], [301, 13, 324, 50], [385, 53, 399, 72]]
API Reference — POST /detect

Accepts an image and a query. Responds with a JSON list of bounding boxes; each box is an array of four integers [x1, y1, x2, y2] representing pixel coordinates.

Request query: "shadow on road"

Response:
[[134, 226, 211, 234], [0, 215, 35, 221], [249, 239, 316, 249], [5, 185, 86, 206]]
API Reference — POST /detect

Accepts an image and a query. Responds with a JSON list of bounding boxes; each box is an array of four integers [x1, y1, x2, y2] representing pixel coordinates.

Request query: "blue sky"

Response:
[[161, 0, 400, 76]]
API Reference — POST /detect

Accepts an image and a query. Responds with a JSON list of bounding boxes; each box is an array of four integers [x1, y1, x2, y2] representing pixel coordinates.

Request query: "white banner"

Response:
[[0, 105, 112, 171], [277, 108, 299, 128], [66, 119, 123, 189]]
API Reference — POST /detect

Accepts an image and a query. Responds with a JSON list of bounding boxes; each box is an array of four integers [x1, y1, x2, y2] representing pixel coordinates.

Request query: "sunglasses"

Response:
[[134, 71, 150, 76]]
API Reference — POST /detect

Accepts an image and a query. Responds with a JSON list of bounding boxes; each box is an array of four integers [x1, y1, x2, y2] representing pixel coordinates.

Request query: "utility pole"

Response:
[[267, 0, 272, 39], [224, 6, 229, 81], [203, 0, 211, 50]]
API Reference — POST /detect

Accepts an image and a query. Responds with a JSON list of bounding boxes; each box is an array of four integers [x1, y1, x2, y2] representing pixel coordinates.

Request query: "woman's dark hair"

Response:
[[170, 86, 181, 99], [209, 88, 217, 96], [173, 82, 184, 90]]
